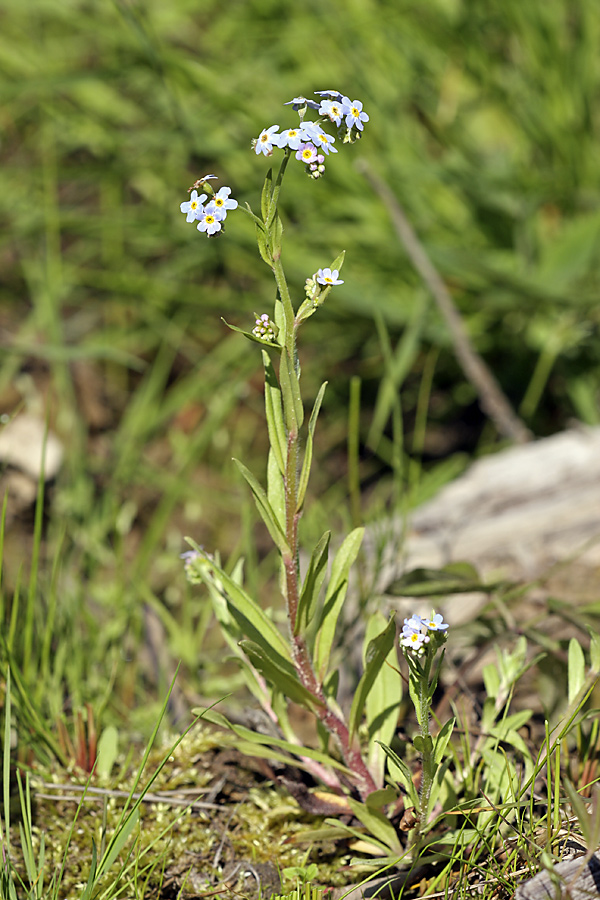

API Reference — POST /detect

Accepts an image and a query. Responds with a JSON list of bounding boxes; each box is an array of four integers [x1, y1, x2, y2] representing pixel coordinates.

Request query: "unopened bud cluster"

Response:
[[252, 313, 277, 343]]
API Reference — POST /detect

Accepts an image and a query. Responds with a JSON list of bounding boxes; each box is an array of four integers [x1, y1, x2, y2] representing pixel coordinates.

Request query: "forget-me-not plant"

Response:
[[178, 90, 455, 857]]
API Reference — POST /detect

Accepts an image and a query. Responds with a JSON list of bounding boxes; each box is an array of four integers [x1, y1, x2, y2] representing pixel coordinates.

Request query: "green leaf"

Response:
[[239, 640, 325, 711], [413, 735, 433, 754], [239, 202, 266, 230], [297, 381, 327, 512], [95, 726, 119, 779], [261, 168, 273, 221], [363, 613, 403, 783], [433, 718, 455, 765], [568, 637, 586, 705], [221, 317, 279, 349], [196, 708, 352, 775], [313, 527, 364, 680], [295, 531, 331, 636], [590, 628, 600, 673], [186, 544, 291, 662], [271, 210, 284, 259], [482, 662, 501, 700], [347, 798, 401, 852], [377, 741, 420, 811], [279, 348, 304, 432], [349, 615, 396, 741], [255, 224, 273, 268], [385, 562, 495, 597], [322, 818, 393, 855], [263, 350, 286, 474], [95, 808, 140, 881], [365, 785, 398, 809], [329, 249, 346, 276], [564, 779, 598, 850], [267, 448, 286, 536], [234, 459, 290, 555]]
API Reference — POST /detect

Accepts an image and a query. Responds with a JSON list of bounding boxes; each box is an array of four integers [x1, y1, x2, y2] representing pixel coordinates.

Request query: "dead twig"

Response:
[[357, 159, 532, 445]]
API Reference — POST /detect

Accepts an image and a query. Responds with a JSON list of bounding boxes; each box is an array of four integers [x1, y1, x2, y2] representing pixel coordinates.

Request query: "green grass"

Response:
[[1, 0, 600, 895]]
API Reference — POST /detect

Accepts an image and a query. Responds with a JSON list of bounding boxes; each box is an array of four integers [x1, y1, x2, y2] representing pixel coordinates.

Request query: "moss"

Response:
[[10, 724, 355, 899]]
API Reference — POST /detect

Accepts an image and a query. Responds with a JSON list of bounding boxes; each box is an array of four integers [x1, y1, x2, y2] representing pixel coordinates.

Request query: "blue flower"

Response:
[[295, 143, 318, 164], [342, 97, 369, 131], [312, 130, 337, 155], [180, 190, 206, 223], [197, 203, 225, 236], [212, 186, 238, 218], [423, 612, 449, 632], [400, 628, 429, 655], [180, 549, 201, 562], [314, 89, 343, 101], [319, 98, 344, 126], [404, 614, 424, 631], [255, 125, 281, 156], [316, 268, 344, 286], [300, 121, 326, 143], [284, 96, 320, 111], [277, 127, 306, 150]]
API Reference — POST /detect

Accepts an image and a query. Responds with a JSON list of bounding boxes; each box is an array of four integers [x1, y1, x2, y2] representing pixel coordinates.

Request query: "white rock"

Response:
[[0, 414, 64, 481]]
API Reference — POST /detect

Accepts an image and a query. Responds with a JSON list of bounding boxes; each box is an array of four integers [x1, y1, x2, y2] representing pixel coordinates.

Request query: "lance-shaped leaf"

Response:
[[313, 527, 364, 680], [329, 249, 346, 275], [221, 318, 280, 349], [188, 546, 291, 662], [234, 459, 290, 556], [240, 640, 325, 712], [261, 168, 273, 221], [433, 717, 456, 765], [267, 448, 286, 536], [196, 708, 352, 775], [295, 530, 331, 636], [321, 818, 392, 856], [279, 347, 304, 433], [256, 224, 273, 268], [377, 741, 420, 811], [590, 627, 600, 674], [297, 381, 327, 512], [263, 350, 286, 475], [568, 637, 586, 705], [348, 615, 397, 742], [385, 562, 497, 597], [195, 555, 272, 705], [270, 210, 284, 261], [347, 798, 402, 852], [363, 614, 403, 783]]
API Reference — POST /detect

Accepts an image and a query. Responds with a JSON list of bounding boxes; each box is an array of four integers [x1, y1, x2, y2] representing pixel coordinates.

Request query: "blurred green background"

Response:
[[1, 0, 600, 734]]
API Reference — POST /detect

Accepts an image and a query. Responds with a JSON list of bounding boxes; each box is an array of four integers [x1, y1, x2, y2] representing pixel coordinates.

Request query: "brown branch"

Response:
[[357, 160, 532, 445]]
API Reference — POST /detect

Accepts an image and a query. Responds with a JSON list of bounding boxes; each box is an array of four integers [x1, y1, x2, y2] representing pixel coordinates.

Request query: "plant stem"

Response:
[[266, 157, 378, 801]]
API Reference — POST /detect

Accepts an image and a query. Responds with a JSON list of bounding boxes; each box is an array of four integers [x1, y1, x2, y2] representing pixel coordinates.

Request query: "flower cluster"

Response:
[[253, 90, 369, 179], [179, 175, 238, 237], [252, 313, 278, 343], [400, 611, 449, 657]]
